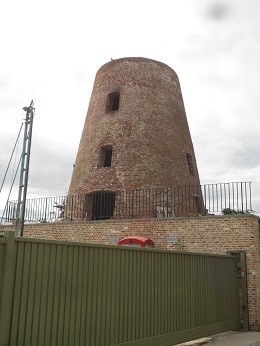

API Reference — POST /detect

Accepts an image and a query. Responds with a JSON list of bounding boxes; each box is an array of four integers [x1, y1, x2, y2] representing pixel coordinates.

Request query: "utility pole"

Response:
[[15, 100, 35, 237]]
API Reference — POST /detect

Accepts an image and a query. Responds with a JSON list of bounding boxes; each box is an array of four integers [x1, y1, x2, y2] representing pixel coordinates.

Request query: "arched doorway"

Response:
[[88, 191, 116, 220]]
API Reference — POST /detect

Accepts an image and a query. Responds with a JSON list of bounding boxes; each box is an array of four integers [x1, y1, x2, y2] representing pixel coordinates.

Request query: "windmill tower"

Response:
[[68, 58, 203, 219]]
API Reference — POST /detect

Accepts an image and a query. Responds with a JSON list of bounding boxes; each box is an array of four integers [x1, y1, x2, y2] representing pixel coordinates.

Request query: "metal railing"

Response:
[[1, 182, 252, 224]]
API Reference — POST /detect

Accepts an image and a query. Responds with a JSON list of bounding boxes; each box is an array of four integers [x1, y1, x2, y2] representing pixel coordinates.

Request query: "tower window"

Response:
[[194, 196, 203, 213], [186, 153, 195, 176], [100, 146, 113, 167], [106, 92, 120, 112]]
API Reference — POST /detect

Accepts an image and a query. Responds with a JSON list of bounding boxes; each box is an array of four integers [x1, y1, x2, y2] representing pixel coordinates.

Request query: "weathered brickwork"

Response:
[[2, 215, 259, 329], [68, 58, 201, 195]]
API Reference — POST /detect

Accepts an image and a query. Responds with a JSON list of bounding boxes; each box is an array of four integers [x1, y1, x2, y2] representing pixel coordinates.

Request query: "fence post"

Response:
[[0, 231, 16, 346], [227, 250, 249, 331]]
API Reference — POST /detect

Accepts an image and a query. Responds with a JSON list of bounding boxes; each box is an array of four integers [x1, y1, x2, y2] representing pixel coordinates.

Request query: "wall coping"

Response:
[[0, 213, 259, 230]]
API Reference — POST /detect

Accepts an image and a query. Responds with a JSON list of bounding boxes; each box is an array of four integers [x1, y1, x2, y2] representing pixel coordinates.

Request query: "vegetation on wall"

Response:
[[222, 208, 255, 215]]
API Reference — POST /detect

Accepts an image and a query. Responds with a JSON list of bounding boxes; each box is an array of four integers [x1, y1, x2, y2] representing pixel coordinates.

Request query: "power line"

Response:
[[0, 123, 23, 195], [0, 154, 22, 225]]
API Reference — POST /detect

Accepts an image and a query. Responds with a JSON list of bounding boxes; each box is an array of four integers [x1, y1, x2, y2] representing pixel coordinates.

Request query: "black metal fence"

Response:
[[2, 182, 252, 224]]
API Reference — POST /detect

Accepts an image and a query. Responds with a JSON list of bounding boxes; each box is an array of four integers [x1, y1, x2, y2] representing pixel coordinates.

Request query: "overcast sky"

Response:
[[0, 0, 259, 216]]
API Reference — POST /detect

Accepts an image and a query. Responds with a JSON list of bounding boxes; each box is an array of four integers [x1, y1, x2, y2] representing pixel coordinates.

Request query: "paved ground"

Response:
[[210, 331, 260, 346], [177, 331, 260, 346]]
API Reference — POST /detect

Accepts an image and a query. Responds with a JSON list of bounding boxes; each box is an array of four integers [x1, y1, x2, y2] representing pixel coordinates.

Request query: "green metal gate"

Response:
[[0, 231, 240, 346]]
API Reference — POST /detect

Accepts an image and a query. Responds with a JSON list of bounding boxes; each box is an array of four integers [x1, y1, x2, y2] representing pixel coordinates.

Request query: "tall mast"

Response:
[[15, 100, 35, 237]]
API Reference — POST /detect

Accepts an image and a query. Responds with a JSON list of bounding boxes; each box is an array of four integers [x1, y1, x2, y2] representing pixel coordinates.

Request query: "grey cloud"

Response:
[[0, 134, 76, 200], [0, 74, 12, 88], [28, 140, 76, 196], [206, 2, 231, 21], [230, 144, 260, 170], [73, 70, 92, 84]]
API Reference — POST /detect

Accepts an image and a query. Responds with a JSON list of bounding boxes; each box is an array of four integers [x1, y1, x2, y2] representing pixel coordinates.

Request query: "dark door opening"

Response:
[[91, 191, 116, 220]]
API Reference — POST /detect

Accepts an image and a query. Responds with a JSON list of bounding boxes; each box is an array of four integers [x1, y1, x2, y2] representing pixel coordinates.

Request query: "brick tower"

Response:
[[68, 58, 203, 219]]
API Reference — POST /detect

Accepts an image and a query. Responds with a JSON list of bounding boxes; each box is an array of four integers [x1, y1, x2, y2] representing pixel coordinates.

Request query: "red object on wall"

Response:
[[118, 236, 154, 248]]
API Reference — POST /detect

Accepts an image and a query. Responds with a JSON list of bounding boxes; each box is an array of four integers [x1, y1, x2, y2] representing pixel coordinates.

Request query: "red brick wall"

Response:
[[68, 58, 201, 196], [1, 215, 259, 329]]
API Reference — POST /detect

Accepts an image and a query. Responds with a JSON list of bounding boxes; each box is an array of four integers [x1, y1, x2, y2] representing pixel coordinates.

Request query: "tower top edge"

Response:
[[97, 57, 178, 77]]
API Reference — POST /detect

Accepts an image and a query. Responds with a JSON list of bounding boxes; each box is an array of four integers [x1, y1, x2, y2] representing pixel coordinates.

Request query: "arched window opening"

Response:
[[186, 153, 195, 176], [106, 92, 120, 112], [194, 196, 203, 213], [100, 146, 113, 167]]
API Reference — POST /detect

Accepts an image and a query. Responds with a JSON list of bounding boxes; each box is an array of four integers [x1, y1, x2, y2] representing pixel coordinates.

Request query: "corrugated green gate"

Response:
[[0, 231, 240, 346]]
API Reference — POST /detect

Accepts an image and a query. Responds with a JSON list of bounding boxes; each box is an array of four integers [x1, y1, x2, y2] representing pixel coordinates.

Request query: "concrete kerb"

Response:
[[175, 331, 260, 346]]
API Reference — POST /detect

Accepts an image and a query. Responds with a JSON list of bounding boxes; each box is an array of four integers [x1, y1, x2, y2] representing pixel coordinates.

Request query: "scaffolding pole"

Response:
[[15, 100, 35, 237]]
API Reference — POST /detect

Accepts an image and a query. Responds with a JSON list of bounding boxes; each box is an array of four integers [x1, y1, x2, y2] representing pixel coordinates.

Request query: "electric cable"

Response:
[[0, 153, 22, 225], [0, 123, 23, 195]]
